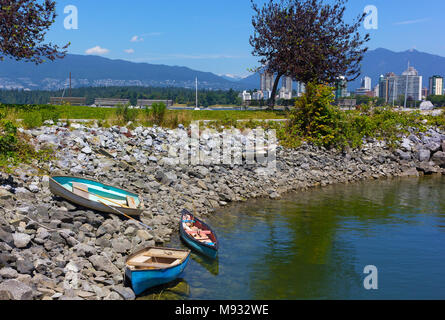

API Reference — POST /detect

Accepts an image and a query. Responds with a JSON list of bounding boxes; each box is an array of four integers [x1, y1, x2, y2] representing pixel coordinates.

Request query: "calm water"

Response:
[[141, 176, 445, 300]]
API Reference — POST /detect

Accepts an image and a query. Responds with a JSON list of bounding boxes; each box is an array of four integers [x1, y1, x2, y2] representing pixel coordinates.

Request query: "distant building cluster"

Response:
[[339, 64, 444, 108], [238, 62, 444, 108], [240, 71, 307, 102], [378, 65, 423, 104]]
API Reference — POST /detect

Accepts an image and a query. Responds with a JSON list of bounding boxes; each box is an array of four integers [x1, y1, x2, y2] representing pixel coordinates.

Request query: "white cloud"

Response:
[[130, 35, 144, 42], [394, 18, 430, 25], [130, 32, 162, 42], [85, 46, 109, 55], [124, 48, 135, 54]]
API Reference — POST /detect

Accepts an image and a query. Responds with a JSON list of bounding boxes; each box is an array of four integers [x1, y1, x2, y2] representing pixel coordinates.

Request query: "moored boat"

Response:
[[49, 176, 143, 216], [179, 209, 219, 259], [124, 247, 191, 295]]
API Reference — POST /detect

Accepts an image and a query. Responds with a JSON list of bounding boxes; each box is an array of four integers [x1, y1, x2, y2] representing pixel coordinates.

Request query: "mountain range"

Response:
[[237, 48, 445, 91], [0, 48, 444, 92]]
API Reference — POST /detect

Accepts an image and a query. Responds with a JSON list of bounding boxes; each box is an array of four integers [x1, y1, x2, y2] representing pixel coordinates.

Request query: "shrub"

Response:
[[115, 103, 139, 124], [22, 111, 43, 129], [286, 82, 428, 150], [151, 102, 167, 125], [0, 120, 18, 158]]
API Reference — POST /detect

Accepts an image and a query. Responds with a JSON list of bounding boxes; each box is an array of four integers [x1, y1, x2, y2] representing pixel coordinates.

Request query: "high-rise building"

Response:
[[241, 90, 251, 101], [335, 76, 348, 100], [373, 84, 380, 98], [282, 76, 293, 96], [379, 66, 422, 104], [260, 72, 274, 92], [296, 82, 306, 97], [361, 76, 372, 91], [429, 76, 443, 96], [252, 91, 264, 101]]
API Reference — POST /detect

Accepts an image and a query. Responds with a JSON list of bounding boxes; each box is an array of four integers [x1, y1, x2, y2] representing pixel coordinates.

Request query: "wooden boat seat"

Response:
[[142, 252, 187, 260], [126, 196, 137, 209], [72, 183, 90, 199], [186, 230, 212, 235], [127, 259, 181, 269]]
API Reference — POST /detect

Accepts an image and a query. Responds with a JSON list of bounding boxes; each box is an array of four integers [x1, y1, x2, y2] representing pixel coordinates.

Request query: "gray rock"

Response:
[[136, 230, 153, 241], [425, 142, 441, 153], [12, 233, 32, 248], [432, 151, 445, 167], [16, 259, 35, 275], [89, 255, 120, 275], [104, 291, 123, 300], [0, 267, 18, 279], [74, 244, 96, 257], [396, 149, 412, 161], [0, 290, 14, 300], [155, 170, 177, 186], [0, 279, 34, 300], [0, 227, 13, 244], [112, 286, 136, 300], [81, 146, 92, 154], [418, 149, 431, 162], [111, 238, 132, 254]]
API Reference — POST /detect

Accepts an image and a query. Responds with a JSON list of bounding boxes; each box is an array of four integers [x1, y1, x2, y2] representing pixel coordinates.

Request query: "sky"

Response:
[[45, 0, 445, 78]]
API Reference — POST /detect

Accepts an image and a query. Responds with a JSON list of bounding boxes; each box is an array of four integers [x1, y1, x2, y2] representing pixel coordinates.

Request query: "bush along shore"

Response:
[[1, 120, 445, 300]]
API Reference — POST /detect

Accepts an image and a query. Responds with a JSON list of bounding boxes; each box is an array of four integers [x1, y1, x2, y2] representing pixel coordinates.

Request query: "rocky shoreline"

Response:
[[1, 121, 445, 300]]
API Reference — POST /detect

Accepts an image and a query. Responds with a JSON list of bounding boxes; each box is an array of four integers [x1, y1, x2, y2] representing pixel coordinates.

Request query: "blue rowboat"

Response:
[[124, 247, 191, 295], [49, 176, 143, 216], [179, 209, 219, 259]]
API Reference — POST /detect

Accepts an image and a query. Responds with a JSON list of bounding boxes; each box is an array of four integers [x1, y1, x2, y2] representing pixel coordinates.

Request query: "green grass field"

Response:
[[0, 103, 289, 129], [1, 104, 288, 120]]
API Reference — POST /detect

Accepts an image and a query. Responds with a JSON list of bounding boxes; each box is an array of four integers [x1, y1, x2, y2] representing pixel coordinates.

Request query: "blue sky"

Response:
[[46, 0, 445, 78]]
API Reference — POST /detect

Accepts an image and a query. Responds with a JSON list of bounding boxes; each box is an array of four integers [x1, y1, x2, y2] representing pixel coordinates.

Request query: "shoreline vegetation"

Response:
[[2, 84, 445, 300]]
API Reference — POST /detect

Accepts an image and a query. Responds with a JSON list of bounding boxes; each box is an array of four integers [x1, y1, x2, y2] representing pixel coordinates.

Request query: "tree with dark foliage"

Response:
[[250, 0, 370, 108], [0, 0, 69, 64]]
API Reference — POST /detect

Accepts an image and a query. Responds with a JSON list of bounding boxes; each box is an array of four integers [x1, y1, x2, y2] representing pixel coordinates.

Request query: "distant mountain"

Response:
[[239, 48, 445, 92], [0, 54, 247, 91], [0, 49, 443, 93], [218, 74, 248, 82]]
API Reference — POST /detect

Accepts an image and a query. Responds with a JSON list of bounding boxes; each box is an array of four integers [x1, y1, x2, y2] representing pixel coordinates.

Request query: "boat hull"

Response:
[[125, 256, 190, 295], [49, 177, 143, 216], [179, 210, 218, 259]]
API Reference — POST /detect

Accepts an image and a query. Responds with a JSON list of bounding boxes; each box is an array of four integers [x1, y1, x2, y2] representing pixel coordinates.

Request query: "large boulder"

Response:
[[0, 280, 34, 300], [155, 170, 177, 186], [12, 233, 31, 249], [88, 255, 120, 275], [418, 149, 431, 162], [432, 151, 445, 167]]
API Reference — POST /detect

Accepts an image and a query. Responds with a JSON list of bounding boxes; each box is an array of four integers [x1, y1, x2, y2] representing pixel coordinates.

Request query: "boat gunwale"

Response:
[[49, 176, 143, 215], [125, 246, 191, 273], [180, 209, 219, 251]]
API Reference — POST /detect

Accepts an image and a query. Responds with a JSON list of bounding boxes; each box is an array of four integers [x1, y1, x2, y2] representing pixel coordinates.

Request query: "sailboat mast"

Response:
[[195, 77, 198, 109]]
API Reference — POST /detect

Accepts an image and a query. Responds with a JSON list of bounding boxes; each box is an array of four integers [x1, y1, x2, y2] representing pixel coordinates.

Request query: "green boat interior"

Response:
[[53, 176, 140, 208]]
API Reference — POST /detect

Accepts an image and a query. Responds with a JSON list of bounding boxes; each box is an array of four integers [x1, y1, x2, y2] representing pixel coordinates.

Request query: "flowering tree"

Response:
[[250, 0, 370, 108], [0, 0, 69, 64]]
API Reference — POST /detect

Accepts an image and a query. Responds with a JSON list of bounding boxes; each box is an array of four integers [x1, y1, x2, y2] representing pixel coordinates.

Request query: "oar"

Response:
[[99, 200, 152, 230], [72, 185, 151, 230], [73, 185, 131, 208]]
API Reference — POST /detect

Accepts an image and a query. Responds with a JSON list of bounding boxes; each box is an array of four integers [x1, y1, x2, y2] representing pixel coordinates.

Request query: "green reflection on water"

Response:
[[139, 176, 445, 300]]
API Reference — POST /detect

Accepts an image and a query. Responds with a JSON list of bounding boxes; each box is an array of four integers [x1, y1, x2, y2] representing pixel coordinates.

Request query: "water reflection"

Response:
[[141, 176, 445, 300], [138, 278, 190, 300]]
